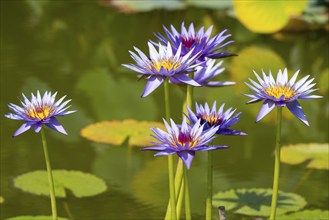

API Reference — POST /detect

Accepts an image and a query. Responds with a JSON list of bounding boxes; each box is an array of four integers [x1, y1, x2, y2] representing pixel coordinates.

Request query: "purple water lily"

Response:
[[143, 117, 228, 169], [187, 101, 246, 136], [5, 91, 76, 136], [154, 22, 235, 63], [123, 41, 202, 97], [244, 68, 322, 126]]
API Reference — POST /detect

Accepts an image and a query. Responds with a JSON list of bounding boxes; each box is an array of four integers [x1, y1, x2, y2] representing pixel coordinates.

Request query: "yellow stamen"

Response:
[[26, 105, 54, 120], [151, 59, 181, 72], [264, 85, 295, 100], [202, 114, 221, 126]]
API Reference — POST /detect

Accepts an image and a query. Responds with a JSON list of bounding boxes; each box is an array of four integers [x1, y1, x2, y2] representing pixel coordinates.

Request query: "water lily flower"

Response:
[[143, 117, 228, 169], [5, 91, 76, 136], [154, 22, 235, 63], [244, 68, 322, 126], [123, 41, 202, 97], [187, 101, 246, 136]]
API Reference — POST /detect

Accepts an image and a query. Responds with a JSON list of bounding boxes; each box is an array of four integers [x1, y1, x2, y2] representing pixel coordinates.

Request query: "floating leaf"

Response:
[[230, 46, 286, 93], [100, 0, 185, 13], [6, 216, 67, 220], [81, 119, 165, 147], [281, 143, 329, 170], [14, 170, 107, 198], [0, 196, 4, 203], [233, 1, 307, 33], [277, 209, 329, 219], [186, 0, 233, 9], [213, 188, 306, 217]]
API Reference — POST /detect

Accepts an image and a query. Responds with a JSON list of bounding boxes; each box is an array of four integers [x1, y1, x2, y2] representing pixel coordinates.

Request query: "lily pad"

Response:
[[81, 119, 165, 147], [0, 196, 4, 203], [281, 143, 329, 170], [233, 1, 307, 33], [7, 216, 68, 220], [277, 209, 329, 219], [212, 188, 306, 217], [14, 170, 107, 198], [100, 0, 185, 13]]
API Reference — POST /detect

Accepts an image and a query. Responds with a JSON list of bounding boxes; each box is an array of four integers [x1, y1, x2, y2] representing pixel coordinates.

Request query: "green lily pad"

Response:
[[6, 216, 68, 220], [233, 0, 307, 33], [212, 188, 306, 217], [14, 170, 107, 198], [101, 0, 185, 13], [81, 119, 165, 147], [277, 210, 329, 219], [281, 143, 329, 170], [0, 196, 4, 203]]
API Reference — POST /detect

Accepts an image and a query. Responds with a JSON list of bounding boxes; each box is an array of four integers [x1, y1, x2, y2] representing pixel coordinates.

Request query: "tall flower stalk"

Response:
[[244, 69, 322, 219], [5, 91, 76, 220], [41, 129, 57, 220], [164, 80, 177, 220], [186, 101, 245, 219], [270, 106, 282, 219]]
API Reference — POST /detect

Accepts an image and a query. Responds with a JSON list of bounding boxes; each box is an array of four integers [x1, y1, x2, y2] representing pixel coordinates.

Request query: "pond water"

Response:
[[1, 1, 328, 219]]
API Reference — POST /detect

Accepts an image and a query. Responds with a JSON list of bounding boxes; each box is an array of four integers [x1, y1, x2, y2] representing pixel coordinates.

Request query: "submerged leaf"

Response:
[[14, 170, 107, 198], [281, 143, 329, 170], [212, 188, 306, 217], [6, 216, 67, 220], [277, 209, 329, 219], [81, 119, 165, 147]]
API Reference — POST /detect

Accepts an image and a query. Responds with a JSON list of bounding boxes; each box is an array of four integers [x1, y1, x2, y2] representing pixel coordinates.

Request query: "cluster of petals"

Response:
[[155, 22, 235, 62], [186, 101, 246, 136], [123, 22, 236, 97], [5, 91, 76, 136], [123, 41, 201, 97], [244, 68, 322, 126], [143, 117, 228, 169]]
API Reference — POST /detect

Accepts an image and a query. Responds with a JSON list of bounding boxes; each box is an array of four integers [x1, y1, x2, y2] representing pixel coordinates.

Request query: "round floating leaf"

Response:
[[233, 1, 289, 33], [186, 0, 233, 9], [81, 119, 165, 147], [7, 216, 67, 220], [233, 0, 307, 33], [14, 170, 107, 198], [101, 0, 185, 13], [278, 210, 329, 219], [281, 143, 329, 170], [213, 188, 306, 217]]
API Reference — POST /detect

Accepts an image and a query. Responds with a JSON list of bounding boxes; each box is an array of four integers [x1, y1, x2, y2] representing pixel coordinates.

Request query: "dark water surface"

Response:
[[1, 1, 328, 219]]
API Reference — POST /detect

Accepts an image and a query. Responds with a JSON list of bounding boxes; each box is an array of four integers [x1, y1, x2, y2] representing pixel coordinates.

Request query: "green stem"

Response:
[[164, 80, 177, 220], [183, 85, 194, 115], [41, 129, 57, 220], [165, 160, 184, 220], [269, 106, 282, 220], [184, 163, 191, 220], [206, 150, 213, 220]]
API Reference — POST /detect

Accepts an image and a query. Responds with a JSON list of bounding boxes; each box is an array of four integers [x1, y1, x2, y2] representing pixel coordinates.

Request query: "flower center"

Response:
[[200, 113, 222, 127], [151, 59, 181, 72], [26, 105, 54, 120], [174, 132, 198, 148], [180, 36, 199, 49], [264, 85, 296, 100]]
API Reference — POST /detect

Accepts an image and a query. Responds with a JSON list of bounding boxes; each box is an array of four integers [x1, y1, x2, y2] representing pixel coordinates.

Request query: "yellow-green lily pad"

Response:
[[0, 196, 4, 203], [81, 119, 165, 147], [233, 0, 307, 33], [277, 210, 329, 219], [7, 216, 68, 220], [14, 170, 107, 198], [281, 143, 329, 170], [212, 188, 306, 217]]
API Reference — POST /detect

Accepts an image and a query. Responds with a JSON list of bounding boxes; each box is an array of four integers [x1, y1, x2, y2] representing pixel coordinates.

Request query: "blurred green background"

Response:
[[1, 0, 328, 219]]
